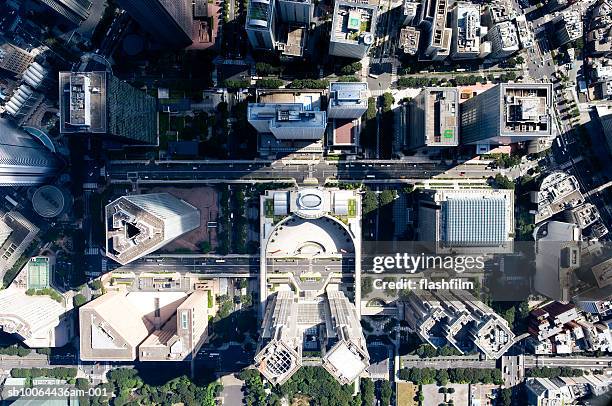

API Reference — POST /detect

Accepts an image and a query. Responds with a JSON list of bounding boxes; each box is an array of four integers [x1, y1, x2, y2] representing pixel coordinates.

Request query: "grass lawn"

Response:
[[396, 382, 418, 406], [348, 199, 357, 217]]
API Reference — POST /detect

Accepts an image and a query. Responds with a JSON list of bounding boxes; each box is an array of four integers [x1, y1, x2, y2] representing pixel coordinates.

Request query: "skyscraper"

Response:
[[105, 193, 200, 265], [329, 1, 377, 59], [0, 119, 61, 186], [34, 0, 92, 26], [59, 71, 158, 145], [246, 0, 277, 50], [327, 82, 369, 119], [256, 188, 369, 385], [117, 0, 193, 48], [407, 87, 459, 149], [460, 83, 554, 145], [277, 0, 314, 24]]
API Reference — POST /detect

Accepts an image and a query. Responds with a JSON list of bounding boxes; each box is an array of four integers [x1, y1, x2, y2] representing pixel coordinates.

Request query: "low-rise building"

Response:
[[418, 188, 514, 254]]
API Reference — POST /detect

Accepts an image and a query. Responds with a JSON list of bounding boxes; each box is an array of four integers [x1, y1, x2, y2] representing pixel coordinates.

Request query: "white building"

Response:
[[451, 2, 489, 60], [247, 103, 327, 140], [327, 82, 369, 119], [488, 21, 519, 59], [105, 193, 201, 265], [256, 188, 368, 385]]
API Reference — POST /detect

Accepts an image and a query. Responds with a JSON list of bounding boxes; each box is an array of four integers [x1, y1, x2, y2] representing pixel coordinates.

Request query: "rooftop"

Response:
[[533, 172, 584, 223], [331, 1, 377, 45], [59, 71, 107, 133], [329, 82, 369, 107], [454, 2, 481, 54], [247, 0, 274, 29], [502, 84, 552, 135], [105, 194, 200, 265], [422, 88, 459, 146], [399, 27, 421, 55]]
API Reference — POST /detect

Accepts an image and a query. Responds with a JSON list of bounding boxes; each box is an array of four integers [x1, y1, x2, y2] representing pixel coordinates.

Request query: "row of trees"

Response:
[[11, 367, 77, 379], [105, 369, 222, 406], [287, 79, 329, 89], [526, 367, 584, 378], [398, 367, 503, 385], [0, 345, 30, 357]]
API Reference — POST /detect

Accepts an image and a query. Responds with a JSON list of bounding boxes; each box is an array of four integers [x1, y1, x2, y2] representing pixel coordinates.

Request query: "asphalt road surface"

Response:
[[108, 160, 498, 184], [108, 255, 258, 276]]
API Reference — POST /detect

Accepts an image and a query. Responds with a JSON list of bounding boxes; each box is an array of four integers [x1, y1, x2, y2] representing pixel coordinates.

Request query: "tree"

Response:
[[361, 378, 375, 406], [339, 62, 362, 75], [200, 241, 212, 253], [255, 62, 279, 75], [382, 92, 394, 113], [89, 280, 102, 291], [379, 380, 392, 406], [361, 277, 373, 296], [256, 78, 284, 89], [73, 294, 87, 308], [379, 190, 396, 206], [493, 174, 515, 190], [362, 190, 378, 215], [500, 388, 512, 406]]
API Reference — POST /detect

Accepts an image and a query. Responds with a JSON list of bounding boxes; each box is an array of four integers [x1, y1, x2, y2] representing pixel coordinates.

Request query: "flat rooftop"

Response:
[[283, 26, 306, 57], [399, 27, 420, 55], [333, 119, 355, 145], [502, 84, 552, 135], [249, 103, 327, 129], [258, 90, 323, 110], [331, 1, 377, 44], [59, 71, 106, 133], [329, 82, 368, 106], [454, 2, 481, 54], [424, 88, 459, 146]]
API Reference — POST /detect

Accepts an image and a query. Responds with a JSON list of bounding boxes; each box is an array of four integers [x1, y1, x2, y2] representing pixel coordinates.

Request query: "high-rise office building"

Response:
[[424, 0, 452, 60], [105, 193, 200, 265], [117, 0, 193, 47], [277, 0, 314, 24], [460, 83, 554, 145], [0, 44, 34, 76], [402, 0, 422, 26], [248, 103, 327, 140], [329, 1, 378, 59], [256, 188, 369, 385], [0, 119, 61, 186], [80, 276, 214, 362], [246, 0, 277, 50], [451, 2, 489, 59], [327, 82, 369, 119], [487, 21, 519, 59], [34, 0, 92, 26], [407, 87, 459, 149], [59, 71, 158, 145]]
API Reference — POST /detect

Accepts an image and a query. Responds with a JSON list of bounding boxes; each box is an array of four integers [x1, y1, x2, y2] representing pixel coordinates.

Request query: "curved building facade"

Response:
[[0, 119, 61, 186]]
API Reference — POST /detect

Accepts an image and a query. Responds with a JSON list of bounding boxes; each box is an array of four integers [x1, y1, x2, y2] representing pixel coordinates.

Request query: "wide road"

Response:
[[400, 355, 496, 370], [108, 160, 496, 184], [107, 255, 259, 276], [525, 356, 612, 368]]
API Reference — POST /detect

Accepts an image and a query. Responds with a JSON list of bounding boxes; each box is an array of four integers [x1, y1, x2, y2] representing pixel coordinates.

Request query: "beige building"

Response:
[[80, 273, 214, 362]]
